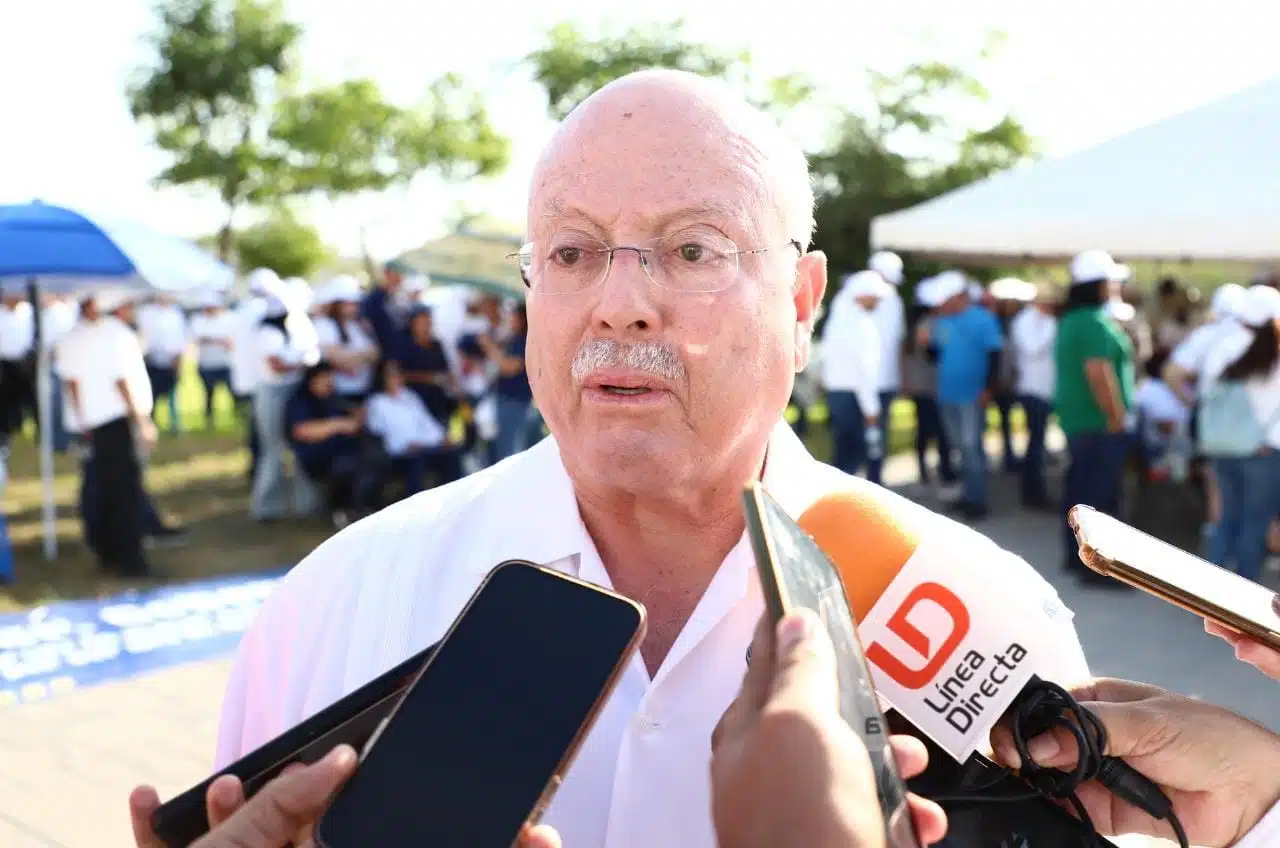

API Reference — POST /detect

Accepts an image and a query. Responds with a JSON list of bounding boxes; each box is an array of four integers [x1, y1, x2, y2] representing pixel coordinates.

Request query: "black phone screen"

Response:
[[317, 560, 645, 848]]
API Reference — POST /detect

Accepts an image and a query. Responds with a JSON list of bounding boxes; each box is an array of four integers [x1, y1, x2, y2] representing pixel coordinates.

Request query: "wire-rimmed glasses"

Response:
[[510, 227, 804, 294]]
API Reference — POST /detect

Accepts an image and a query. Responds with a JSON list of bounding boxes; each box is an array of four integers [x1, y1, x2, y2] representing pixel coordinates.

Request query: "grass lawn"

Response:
[[1, 362, 1022, 612]]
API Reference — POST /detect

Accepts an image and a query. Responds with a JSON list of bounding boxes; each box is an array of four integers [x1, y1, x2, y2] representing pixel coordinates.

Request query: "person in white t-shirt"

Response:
[[866, 251, 906, 485], [58, 291, 155, 576], [1199, 285, 1280, 581], [1009, 283, 1058, 507], [188, 291, 237, 429], [230, 270, 281, 483], [312, 276, 379, 404], [249, 291, 322, 521], [819, 271, 883, 478], [137, 295, 188, 433], [365, 359, 463, 499]]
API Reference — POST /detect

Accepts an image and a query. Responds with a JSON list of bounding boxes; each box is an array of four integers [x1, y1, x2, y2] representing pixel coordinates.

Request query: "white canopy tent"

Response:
[[870, 75, 1280, 264]]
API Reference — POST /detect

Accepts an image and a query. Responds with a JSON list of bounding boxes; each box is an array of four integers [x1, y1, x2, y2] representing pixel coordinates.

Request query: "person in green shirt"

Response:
[[1054, 250, 1136, 583]]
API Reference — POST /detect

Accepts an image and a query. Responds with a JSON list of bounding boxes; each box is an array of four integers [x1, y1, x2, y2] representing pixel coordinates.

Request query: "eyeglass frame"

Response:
[[508, 235, 806, 293]]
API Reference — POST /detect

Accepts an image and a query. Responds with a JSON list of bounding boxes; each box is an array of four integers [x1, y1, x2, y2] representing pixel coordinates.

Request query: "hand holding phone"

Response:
[[316, 560, 645, 848], [1070, 505, 1280, 649]]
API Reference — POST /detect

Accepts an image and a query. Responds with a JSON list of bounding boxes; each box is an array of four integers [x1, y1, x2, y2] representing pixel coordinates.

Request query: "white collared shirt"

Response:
[[366, 389, 446, 455], [313, 315, 377, 396], [137, 302, 188, 363], [56, 316, 152, 433], [0, 302, 33, 360], [1238, 800, 1280, 848], [189, 310, 237, 369], [1010, 307, 1057, 400], [215, 424, 1090, 848], [819, 287, 882, 418]]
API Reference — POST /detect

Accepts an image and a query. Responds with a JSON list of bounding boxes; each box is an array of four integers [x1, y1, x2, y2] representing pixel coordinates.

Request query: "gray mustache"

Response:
[[571, 339, 686, 384]]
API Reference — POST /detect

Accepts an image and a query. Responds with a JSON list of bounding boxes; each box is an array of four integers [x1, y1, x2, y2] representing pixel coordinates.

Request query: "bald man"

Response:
[[132, 71, 1092, 846]]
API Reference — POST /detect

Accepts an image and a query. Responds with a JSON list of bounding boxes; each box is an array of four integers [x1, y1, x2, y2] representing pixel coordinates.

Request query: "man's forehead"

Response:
[[534, 192, 758, 235]]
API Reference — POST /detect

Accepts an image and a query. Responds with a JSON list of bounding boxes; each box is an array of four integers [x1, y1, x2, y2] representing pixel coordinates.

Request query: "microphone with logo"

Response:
[[796, 491, 1192, 848]]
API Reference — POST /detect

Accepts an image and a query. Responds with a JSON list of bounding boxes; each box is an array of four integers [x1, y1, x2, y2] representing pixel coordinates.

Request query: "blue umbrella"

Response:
[[0, 200, 235, 560]]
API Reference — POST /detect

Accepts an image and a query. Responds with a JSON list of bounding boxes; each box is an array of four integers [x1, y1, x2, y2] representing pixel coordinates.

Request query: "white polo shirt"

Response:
[[56, 316, 153, 433], [215, 424, 1091, 848]]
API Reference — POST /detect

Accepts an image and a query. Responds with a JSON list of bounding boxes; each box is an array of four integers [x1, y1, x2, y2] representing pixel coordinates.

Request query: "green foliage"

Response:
[[526, 20, 810, 120], [129, 0, 509, 260], [233, 207, 331, 278]]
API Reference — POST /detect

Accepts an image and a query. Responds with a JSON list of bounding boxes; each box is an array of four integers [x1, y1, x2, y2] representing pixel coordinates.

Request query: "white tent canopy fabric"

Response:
[[870, 75, 1280, 264]]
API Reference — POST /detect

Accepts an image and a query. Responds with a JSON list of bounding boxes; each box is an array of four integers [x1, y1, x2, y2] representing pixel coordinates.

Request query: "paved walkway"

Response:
[[4, 435, 1273, 846]]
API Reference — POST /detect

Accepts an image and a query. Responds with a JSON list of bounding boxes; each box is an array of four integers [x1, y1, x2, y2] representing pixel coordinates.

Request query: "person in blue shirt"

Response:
[[917, 273, 1004, 519], [359, 267, 405, 358], [480, 303, 537, 461], [396, 307, 458, 425], [284, 362, 377, 528]]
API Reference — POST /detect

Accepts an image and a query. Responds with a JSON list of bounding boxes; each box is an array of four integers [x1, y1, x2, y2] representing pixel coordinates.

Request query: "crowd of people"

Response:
[[0, 267, 538, 578], [811, 247, 1280, 585]]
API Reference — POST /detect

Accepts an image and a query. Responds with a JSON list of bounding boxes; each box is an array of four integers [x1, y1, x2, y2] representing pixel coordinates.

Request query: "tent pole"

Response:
[[28, 279, 57, 560]]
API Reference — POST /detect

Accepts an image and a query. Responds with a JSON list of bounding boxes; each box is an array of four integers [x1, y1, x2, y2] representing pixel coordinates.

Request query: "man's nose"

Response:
[[592, 249, 662, 335]]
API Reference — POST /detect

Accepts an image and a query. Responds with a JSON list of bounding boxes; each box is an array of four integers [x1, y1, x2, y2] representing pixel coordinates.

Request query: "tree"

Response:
[[526, 20, 811, 121], [129, 0, 510, 261], [234, 207, 331, 279], [811, 54, 1037, 293], [127, 0, 300, 260]]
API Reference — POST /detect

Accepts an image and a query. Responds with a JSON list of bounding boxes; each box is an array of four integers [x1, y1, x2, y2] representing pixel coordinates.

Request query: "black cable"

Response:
[[928, 678, 1190, 848]]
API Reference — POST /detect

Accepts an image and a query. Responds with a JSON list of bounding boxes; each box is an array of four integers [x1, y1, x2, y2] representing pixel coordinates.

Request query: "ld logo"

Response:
[[866, 582, 970, 689]]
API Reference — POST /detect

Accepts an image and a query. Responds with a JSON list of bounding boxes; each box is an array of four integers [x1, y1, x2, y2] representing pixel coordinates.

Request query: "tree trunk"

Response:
[[217, 216, 235, 264]]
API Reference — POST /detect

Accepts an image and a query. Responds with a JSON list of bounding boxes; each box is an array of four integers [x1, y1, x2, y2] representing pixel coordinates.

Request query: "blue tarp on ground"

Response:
[[0, 570, 287, 708]]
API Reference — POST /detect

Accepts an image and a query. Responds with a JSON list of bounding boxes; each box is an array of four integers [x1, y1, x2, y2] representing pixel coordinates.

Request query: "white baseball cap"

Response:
[[845, 270, 891, 299], [989, 277, 1036, 303], [1069, 250, 1131, 285], [246, 268, 281, 296], [868, 251, 904, 286], [1209, 283, 1247, 320], [1235, 284, 1280, 328], [931, 270, 969, 304]]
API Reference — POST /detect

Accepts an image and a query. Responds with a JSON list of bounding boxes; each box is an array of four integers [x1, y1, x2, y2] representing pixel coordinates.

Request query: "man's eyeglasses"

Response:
[[509, 228, 804, 294]]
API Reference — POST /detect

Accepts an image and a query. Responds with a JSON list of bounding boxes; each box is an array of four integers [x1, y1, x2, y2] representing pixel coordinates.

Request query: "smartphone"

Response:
[[743, 482, 920, 848], [151, 645, 435, 847], [1070, 504, 1280, 649], [315, 559, 646, 848]]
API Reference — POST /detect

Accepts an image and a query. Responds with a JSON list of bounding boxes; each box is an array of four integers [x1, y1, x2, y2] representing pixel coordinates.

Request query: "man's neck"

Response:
[[573, 447, 768, 676]]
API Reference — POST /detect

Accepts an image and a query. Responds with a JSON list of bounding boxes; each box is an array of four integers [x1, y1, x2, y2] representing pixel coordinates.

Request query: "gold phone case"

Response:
[[1069, 505, 1280, 649]]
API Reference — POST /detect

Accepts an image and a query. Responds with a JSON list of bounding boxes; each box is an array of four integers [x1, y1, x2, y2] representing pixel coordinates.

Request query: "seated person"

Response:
[[396, 306, 458, 425], [285, 362, 376, 526], [366, 359, 464, 498], [1132, 350, 1192, 481]]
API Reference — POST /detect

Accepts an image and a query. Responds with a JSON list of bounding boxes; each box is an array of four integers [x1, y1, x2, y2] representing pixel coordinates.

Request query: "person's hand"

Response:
[[991, 678, 1280, 848], [128, 745, 561, 848], [1206, 605, 1280, 681], [712, 610, 948, 848], [134, 416, 158, 446]]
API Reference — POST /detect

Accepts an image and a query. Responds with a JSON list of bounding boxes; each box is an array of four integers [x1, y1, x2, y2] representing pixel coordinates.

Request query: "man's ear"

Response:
[[793, 250, 827, 373]]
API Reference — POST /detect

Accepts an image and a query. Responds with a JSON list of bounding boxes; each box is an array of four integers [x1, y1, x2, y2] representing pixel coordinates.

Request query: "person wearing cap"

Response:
[[57, 290, 155, 576], [866, 251, 906, 484], [917, 270, 1003, 520], [189, 291, 236, 429], [313, 276, 380, 406], [137, 293, 189, 433], [1054, 250, 1136, 582], [1164, 283, 1247, 406], [1009, 282, 1058, 508], [819, 271, 883, 479], [902, 276, 958, 493], [250, 288, 323, 522], [230, 269, 281, 484], [1198, 285, 1280, 582]]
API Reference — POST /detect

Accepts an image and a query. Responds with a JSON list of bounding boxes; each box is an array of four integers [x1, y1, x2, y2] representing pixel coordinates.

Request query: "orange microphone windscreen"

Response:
[[797, 491, 921, 621]]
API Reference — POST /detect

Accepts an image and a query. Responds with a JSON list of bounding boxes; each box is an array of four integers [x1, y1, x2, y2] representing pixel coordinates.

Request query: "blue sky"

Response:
[[3, 0, 1278, 260]]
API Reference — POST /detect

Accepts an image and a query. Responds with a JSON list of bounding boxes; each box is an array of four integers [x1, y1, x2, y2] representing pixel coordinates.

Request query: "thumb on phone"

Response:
[[192, 745, 357, 848]]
